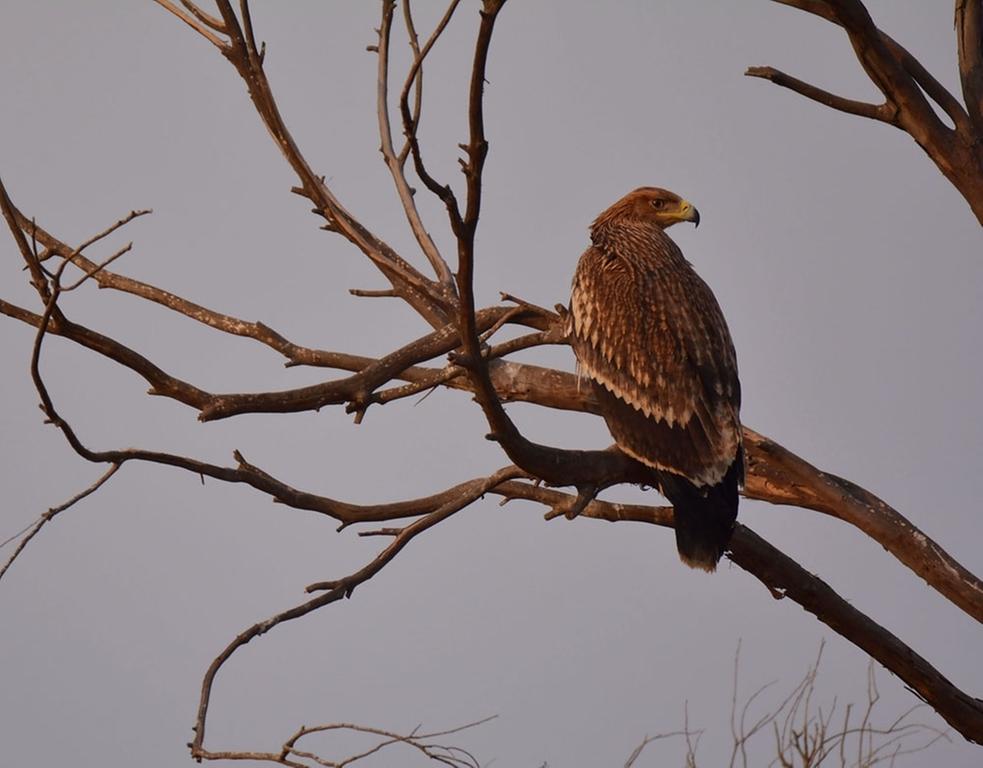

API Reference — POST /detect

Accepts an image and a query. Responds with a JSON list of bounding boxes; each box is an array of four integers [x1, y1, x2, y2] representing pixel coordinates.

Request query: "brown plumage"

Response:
[[569, 187, 743, 571]]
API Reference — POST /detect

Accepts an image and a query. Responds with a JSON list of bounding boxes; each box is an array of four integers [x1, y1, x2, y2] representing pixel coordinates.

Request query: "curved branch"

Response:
[[190, 465, 523, 758], [170, 0, 455, 328], [759, 0, 983, 224], [772, 0, 971, 132], [6, 199, 559, 379], [745, 66, 896, 123], [398, 1, 466, 230], [11, 208, 982, 744], [376, 1, 455, 292], [956, 0, 983, 133], [775, 0, 944, 130], [5, 280, 980, 626], [178, 1, 225, 33], [0, 464, 120, 583], [494, 481, 983, 744], [742, 429, 983, 624], [398, 0, 463, 163], [153, 0, 227, 49], [728, 525, 983, 744]]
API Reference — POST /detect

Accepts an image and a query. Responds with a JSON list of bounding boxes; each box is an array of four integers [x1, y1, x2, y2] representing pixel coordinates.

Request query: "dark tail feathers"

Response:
[[659, 456, 742, 572]]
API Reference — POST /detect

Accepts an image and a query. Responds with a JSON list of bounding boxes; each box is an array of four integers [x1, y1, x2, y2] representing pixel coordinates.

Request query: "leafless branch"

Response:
[[191, 717, 491, 767], [3, 237, 979, 635], [348, 287, 397, 298], [621, 642, 948, 766], [13, 256, 983, 745], [191, 465, 522, 758], [179, 1, 225, 33], [398, 1, 466, 227], [375, 0, 455, 292], [754, 0, 983, 224], [14, 248, 975, 744], [956, 0, 983, 133], [742, 428, 983, 625], [62, 241, 133, 291], [623, 729, 700, 767], [172, 0, 456, 328], [744, 66, 896, 123], [0, 464, 120, 583], [153, 0, 227, 49], [3, 231, 979, 627]]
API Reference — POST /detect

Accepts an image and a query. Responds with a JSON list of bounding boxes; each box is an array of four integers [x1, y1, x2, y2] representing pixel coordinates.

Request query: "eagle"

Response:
[[568, 187, 743, 571]]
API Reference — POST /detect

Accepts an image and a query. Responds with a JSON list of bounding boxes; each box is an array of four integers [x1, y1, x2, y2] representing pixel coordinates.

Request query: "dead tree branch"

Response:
[[375, 0, 454, 292], [0, 464, 120, 582], [493, 482, 983, 743], [155, 0, 456, 327], [750, 0, 983, 224], [4, 176, 980, 621], [957, 0, 983, 133], [4, 179, 980, 624]]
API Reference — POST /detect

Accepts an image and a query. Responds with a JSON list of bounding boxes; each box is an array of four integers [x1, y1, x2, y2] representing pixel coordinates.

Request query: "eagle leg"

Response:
[[543, 484, 598, 520], [565, 484, 598, 520]]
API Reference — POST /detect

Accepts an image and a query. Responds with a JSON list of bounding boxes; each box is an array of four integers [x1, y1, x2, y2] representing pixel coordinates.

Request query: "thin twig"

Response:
[[398, 0, 466, 228], [376, 0, 455, 291], [179, 0, 226, 32], [62, 242, 133, 291], [153, 0, 227, 48], [73, 208, 151, 255], [0, 464, 120, 583], [191, 466, 522, 758]]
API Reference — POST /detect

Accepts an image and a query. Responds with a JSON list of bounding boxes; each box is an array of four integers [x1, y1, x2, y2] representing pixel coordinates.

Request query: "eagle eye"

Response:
[[652, 199, 666, 210]]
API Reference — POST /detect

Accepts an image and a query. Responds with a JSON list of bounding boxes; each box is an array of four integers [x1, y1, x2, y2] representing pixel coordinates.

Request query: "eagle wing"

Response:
[[569, 236, 742, 487]]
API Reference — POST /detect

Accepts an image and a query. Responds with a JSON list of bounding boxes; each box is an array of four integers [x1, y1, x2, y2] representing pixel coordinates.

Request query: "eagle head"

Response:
[[591, 187, 700, 231]]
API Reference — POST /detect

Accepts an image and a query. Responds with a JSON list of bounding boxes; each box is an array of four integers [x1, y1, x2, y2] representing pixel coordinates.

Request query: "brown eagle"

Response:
[[569, 187, 743, 571]]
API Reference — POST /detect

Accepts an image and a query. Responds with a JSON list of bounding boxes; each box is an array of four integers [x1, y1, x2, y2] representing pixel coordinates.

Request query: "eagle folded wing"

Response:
[[570, 242, 741, 487]]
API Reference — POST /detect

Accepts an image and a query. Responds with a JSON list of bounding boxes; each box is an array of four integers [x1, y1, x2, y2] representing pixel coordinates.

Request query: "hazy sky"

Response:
[[2, 2, 981, 766]]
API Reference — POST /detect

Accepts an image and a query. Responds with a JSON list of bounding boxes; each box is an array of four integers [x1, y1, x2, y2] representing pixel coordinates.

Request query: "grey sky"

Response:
[[1, 2, 981, 766]]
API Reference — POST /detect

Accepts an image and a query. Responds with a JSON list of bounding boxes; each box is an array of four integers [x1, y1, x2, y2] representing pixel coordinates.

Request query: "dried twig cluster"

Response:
[[626, 644, 950, 767]]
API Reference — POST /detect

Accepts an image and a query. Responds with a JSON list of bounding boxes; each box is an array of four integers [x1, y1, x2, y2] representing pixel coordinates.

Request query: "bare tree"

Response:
[[1, 1, 981, 764]]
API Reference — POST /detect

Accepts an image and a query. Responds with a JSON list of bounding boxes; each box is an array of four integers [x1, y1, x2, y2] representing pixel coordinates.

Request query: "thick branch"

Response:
[[771, 0, 971, 132], [493, 481, 983, 744], [743, 429, 983, 624], [0, 297, 216, 410], [12, 222, 982, 745], [5, 279, 979, 626], [729, 525, 983, 743], [777, 0, 943, 130], [957, 0, 983, 132], [760, 0, 983, 224]]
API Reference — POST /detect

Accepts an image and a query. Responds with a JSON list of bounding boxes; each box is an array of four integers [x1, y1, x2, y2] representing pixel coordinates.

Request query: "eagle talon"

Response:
[[564, 485, 598, 520]]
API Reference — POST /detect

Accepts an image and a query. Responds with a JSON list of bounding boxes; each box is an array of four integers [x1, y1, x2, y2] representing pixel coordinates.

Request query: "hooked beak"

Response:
[[680, 199, 700, 228]]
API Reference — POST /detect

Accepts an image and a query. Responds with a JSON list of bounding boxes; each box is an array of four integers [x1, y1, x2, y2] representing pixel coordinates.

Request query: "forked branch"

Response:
[[752, 0, 983, 224], [375, 0, 455, 292]]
